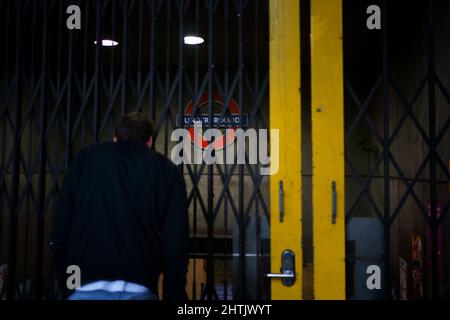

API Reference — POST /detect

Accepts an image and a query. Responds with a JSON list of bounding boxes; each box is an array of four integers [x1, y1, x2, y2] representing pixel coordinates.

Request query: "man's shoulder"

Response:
[[72, 142, 115, 162], [73, 143, 180, 174], [151, 150, 179, 173], [150, 151, 186, 192]]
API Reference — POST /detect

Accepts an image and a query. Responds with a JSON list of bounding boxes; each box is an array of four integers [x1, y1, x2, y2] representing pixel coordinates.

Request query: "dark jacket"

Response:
[[51, 140, 189, 300]]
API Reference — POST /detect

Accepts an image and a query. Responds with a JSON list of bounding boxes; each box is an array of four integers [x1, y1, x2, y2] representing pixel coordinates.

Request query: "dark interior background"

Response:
[[0, 0, 449, 300]]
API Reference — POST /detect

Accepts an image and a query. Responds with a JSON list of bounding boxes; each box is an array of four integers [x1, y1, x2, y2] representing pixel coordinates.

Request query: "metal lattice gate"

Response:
[[0, 0, 270, 300], [1, 0, 449, 301], [344, 0, 450, 300]]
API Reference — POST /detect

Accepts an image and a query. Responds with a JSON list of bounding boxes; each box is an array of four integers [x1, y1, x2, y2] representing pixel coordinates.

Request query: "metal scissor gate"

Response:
[[343, 0, 450, 300], [0, 0, 449, 301], [0, 0, 270, 300]]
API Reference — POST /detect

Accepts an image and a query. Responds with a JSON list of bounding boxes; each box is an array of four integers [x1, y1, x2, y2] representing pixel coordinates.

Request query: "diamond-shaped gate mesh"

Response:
[[0, 0, 270, 300]]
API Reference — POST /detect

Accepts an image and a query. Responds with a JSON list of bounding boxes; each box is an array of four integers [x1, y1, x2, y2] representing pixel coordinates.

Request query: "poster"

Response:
[[411, 233, 425, 299], [0, 264, 7, 300], [399, 257, 408, 300]]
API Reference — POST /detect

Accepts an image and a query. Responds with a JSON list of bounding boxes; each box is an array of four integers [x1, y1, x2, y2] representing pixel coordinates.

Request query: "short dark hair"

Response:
[[114, 111, 154, 143]]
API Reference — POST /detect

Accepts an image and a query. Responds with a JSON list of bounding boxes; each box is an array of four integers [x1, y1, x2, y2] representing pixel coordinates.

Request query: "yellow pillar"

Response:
[[269, 0, 302, 300], [311, 0, 346, 299]]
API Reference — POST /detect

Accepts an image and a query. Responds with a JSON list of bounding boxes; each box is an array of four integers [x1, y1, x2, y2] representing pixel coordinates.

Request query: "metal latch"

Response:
[[266, 249, 296, 286], [279, 180, 284, 222], [332, 180, 337, 224]]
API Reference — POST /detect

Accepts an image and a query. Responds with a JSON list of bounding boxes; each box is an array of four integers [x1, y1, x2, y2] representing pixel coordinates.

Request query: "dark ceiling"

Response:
[[8, 0, 270, 73], [1, 0, 447, 86]]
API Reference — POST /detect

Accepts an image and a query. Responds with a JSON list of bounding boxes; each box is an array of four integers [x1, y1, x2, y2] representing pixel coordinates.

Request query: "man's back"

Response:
[[51, 140, 188, 300]]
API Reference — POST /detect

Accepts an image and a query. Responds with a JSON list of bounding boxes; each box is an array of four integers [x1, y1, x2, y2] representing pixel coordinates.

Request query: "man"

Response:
[[51, 111, 188, 300]]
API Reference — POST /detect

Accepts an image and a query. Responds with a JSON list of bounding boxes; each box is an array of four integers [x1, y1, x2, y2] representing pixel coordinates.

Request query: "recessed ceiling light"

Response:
[[184, 35, 204, 45], [94, 39, 119, 47]]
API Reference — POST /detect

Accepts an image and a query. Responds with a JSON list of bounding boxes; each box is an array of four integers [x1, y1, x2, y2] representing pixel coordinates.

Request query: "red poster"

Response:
[[0, 264, 6, 300], [411, 233, 425, 299], [399, 257, 408, 300]]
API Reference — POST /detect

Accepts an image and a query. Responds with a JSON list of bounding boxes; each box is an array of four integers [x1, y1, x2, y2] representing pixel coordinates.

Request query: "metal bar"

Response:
[[345, 76, 383, 142], [65, 0, 75, 219], [149, 0, 156, 121], [163, 0, 170, 156], [269, 0, 302, 300], [22, 0, 37, 299], [35, 0, 49, 300], [7, 0, 23, 300], [427, 0, 439, 300], [192, 0, 200, 300], [435, 75, 450, 103], [237, 0, 246, 300], [223, 0, 229, 301], [389, 78, 429, 146], [382, 0, 391, 299], [94, 0, 103, 144], [121, 0, 128, 115], [311, 0, 345, 300], [253, 0, 263, 295], [80, 1, 89, 149], [389, 153, 431, 226], [137, 0, 143, 108], [206, 0, 215, 301], [177, 0, 184, 150], [388, 150, 430, 224], [344, 154, 384, 223]]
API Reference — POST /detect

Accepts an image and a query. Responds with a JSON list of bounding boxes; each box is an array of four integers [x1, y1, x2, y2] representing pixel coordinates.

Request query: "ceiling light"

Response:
[[94, 39, 119, 47], [184, 36, 204, 45]]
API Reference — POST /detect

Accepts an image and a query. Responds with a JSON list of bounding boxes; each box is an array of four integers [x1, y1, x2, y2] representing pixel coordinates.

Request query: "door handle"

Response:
[[266, 272, 295, 278], [279, 180, 284, 222], [332, 180, 337, 224], [266, 249, 296, 286]]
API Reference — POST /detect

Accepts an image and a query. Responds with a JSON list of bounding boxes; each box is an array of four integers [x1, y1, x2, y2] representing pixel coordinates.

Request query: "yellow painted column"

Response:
[[269, 0, 302, 300], [311, 0, 346, 299]]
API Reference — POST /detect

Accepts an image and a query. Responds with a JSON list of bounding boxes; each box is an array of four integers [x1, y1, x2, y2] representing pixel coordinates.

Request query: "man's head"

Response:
[[114, 111, 154, 148]]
